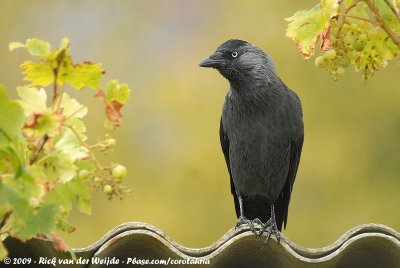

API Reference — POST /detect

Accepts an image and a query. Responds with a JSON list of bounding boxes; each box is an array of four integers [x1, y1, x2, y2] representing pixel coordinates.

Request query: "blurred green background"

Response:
[[1, 0, 399, 249]]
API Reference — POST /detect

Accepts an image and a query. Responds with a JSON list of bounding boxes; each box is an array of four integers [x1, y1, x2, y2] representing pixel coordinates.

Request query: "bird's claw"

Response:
[[235, 216, 260, 236], [258, 218, 281, 247]]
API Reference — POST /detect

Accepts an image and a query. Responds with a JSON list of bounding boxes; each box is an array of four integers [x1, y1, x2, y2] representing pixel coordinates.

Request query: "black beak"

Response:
[[199, 51, 224, 68]]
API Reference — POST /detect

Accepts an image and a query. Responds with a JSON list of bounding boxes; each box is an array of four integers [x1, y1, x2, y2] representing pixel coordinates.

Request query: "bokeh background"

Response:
[[1, 0, 399, 249]]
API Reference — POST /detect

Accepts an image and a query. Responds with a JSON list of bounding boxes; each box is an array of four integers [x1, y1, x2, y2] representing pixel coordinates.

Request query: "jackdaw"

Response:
[[199, 39, 304, 245]]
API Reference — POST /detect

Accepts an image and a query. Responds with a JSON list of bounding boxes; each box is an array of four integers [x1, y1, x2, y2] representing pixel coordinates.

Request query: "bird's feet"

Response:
[[235, 216, 262, 236], [257, 214, 280, 246]]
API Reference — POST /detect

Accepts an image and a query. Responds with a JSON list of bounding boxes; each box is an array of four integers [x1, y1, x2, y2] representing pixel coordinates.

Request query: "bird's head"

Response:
[[199, 39, 276, 86]]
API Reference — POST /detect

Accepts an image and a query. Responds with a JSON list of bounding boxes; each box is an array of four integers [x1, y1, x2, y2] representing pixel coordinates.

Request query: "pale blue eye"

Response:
[[232, 51, 238, 58]]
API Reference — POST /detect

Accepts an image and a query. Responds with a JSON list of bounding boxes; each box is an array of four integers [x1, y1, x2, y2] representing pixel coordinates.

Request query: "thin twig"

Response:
[[64, 105, 86, 121], [64, 124, 103, 170], [55, 84, 65, 113], [30, 134, 49, 165], [0, 227, 11, 235], [366, 0, 400, 46], [51, 49, 66, 107], [337, 0, 361, 38], [31, 51, 67, 165], [0, 211, 12, 229], [383, 0, 400, 21], [338, 13, 381, 25]]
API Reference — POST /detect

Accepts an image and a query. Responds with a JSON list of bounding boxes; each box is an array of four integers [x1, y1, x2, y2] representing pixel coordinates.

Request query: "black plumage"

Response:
[[200, 39, 304, 244]]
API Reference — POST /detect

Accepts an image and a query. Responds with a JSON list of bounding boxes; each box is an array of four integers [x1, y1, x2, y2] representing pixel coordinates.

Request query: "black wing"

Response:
[[276, 134, 304, 230], [220, 118, 240, 218]]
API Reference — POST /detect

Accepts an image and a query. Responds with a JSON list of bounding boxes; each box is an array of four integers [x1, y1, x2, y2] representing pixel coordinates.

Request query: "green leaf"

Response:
[[17, 204, 58, 238], [0, 130, 10, 150], [4, 170, 41, 201], [0, 85, 25, 138], [105, 80, 131, 104], [70, 179, 91, 214], [17, 86, 47, 116], [55, 128, 88, 159], [25, 110, 63, 138], [25, 39, 51, 57], [286, 0, 340, 59], [9, 39, 51, 57], [21, 61, 54, 87], [39, 154, 76, 183], [9, 42, 25, 51], [63, 62, 104, 90], [59, 93, 88, 119], [374, 0, 400, 34], [0, 242, 8, 261], [59, 37, 70, 51], [0, 181, 31, 230], [46, 179, 91, 215]]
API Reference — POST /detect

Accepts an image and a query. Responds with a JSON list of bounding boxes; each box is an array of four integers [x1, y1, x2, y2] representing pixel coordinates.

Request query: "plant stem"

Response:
[[64, 125, 104, 170], [32, 51, 67, 165], [55, 85, 65, 113], [383, 0, 400, 21], [29, 134, 49, 165], [338, 13, 381, 25], [0, 211, 12, 229], [51, 49, 65, 107], [366, 0, 400, 46], [337, 0, 361, 38]]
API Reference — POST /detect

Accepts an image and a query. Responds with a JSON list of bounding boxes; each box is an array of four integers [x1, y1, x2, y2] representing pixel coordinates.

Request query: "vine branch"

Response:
[[337, 0, 361, 38], [29, 134, 49, 165], [338, 13, 381, 25], [383, 0, 400, 21], [366, 0, 400, 46], [64, 124, 104, 170]]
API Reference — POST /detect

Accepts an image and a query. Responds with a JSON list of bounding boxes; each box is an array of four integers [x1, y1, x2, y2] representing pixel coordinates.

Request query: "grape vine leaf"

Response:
[[21, 61, 54, 87], [9, 38, 51, 57], [17, 86, 47, 116], [105, 80, 131, 104], [17, 204, 58, 238], [55, 128, 88, 160], [38, 153, 76, 183], [45, 178, 91, 215], [286, 0, 340, 59], [63, 62, 104, 90], [24, 110, 64, 138], [60, 92, 88, 121], [375, 0, 400, 33], [13, 38, 105, 90], [96, 89, 124, 128], [0, 85, 25, 138], [0, 243, 6, 261]]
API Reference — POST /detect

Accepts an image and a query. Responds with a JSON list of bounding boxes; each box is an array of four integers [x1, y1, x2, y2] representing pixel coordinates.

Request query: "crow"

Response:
[[199, 39, 304, 245]]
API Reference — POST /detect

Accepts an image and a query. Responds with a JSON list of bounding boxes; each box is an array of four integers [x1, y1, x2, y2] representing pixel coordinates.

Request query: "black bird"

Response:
[[199, 40, 304, 245]]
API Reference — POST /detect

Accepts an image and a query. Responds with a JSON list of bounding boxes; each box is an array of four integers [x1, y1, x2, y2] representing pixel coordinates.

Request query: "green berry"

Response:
[[354, 40, 365, 51], [349, 50, 358, 60], [78, 169, 90, 180], [106, 138, 116, 147], [324, 49, 337, 60], [350, 23, 359, 32], [342, 57, 350, 67], [344, 35, 355, 46], [337, 67, 345, 77], [314, 56, 326, 68], [112, 165, 127, 180], [103, 185, 113, 194], [368, 28, 380, 40], [94, 176, 102, 183], [358, 33, 367, 42]]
